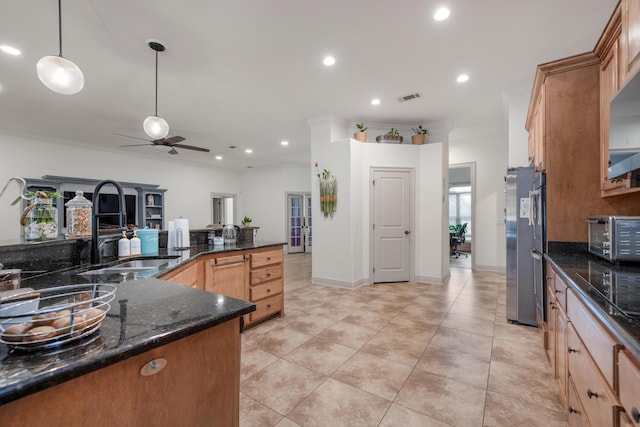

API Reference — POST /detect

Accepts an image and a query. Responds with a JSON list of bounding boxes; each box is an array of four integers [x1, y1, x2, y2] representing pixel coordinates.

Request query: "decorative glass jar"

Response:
[[22, 197, 58, 240], [65, 190, 92, 238]]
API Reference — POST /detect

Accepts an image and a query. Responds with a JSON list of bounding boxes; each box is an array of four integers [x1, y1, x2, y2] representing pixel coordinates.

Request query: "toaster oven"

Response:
[[587, 216, 640, 263]]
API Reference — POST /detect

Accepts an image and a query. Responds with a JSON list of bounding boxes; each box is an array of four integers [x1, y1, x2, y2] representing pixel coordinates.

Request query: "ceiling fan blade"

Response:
[[120, 143, 153, 147], [163, 136, 186, 144], [173, 143, 210, 152], [168, 148, 178, 155], [115, 133, 152, 142]]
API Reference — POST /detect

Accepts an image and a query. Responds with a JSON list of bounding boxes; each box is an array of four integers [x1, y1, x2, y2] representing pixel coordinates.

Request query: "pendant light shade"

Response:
[[37, 0, 84, 95], [37, 55, 84, 95], [144, 41, 169, 140], [144, 115, 169, 140]]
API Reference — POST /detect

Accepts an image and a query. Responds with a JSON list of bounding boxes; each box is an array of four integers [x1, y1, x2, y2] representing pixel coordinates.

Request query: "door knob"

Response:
[[404, 230, 410, 235]]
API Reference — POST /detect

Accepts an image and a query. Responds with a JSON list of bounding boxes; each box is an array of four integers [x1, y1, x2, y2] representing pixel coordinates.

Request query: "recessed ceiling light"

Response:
[[457, 74, 469, 83], [215, 155, 222, 160], [371, 98, 381, 106], [281, 140, 289, 146], [0, 45, 21, 56], [434, 7, 450, 21], [323, 56, 336, 66], [245, 149, 253, 154]]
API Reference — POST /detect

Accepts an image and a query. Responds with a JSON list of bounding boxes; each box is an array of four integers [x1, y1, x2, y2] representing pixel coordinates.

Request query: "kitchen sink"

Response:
[[78, 257, 179, 277]]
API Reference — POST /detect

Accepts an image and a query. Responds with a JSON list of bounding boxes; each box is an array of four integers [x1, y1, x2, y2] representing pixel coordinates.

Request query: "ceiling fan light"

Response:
[[143, 115, 169, 139], [36, 55, 84, 95]]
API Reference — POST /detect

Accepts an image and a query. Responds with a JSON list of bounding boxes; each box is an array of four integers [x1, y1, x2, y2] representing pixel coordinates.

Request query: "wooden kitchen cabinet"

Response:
[[621, 0, 640, 80], [0, 320, 241, 427], [160, 258, 203, 290], [203, 253, 248, 301], [546, 271, 568, 402], [618, 349, 640, 426], [246, 247, 284, 326], [568, 377, 591, 427], [527, 88, 545, 172]]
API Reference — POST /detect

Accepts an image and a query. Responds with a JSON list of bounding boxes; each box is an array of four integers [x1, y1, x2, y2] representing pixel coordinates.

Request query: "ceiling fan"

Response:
[[117, 134, 210, 155]]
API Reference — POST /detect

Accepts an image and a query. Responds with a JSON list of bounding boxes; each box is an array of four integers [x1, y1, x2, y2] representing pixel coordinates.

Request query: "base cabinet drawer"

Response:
[[250, 265, 283, 285], [250, 249, 283, 269], [250, 294, 283, 323], [621, 410, 636, 427], [619, 350, 640, 426], [567, 323, 617, 427], [250, 280, 283, 301], [568, 377, 591, 427], [567, 290, 619, 387]]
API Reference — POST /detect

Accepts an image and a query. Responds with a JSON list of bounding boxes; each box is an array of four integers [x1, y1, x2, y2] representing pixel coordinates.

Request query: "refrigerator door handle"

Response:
[[531, 250, 543, 261]]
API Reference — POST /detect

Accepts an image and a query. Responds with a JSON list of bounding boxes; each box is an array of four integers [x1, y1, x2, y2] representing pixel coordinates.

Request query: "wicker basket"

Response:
[[0, 283, 116, 350]]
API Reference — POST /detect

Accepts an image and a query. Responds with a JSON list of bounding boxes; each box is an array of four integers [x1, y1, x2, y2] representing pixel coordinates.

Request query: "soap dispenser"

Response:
[[118, 230, 131, 258], [130, 230, 141, 256]]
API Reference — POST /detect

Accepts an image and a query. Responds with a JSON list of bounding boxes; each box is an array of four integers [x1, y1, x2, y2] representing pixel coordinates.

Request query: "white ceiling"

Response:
[[0, 0, 618, 169]]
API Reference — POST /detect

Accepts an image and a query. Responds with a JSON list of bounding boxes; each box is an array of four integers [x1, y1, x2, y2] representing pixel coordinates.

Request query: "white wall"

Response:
[[507, 90, 531, 168], [238, 164, 311, 243], [0, 132, 241, 241], [449, 122, 508, 271]]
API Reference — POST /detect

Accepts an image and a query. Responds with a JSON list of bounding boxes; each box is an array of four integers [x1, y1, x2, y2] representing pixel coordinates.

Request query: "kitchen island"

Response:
[[0, 241, 284, 426]]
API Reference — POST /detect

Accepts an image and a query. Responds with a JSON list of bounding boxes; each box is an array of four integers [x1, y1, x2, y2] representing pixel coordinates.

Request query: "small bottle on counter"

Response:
[[130, 230, 141, 256], [118, 231, 131, 258]]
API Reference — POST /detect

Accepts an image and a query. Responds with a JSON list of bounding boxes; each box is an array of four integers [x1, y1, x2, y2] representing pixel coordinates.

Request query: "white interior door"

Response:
[[305, 194, 312, 253], [372, 169, 411, 282]]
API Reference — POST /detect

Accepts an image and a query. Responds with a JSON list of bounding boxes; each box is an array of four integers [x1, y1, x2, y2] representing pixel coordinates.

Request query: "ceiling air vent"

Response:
[[397, 92, 422, 103]]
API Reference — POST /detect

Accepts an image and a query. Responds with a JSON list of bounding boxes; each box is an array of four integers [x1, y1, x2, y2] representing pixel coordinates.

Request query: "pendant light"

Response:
[[143, 41, 169, 140], [36, 0, 84, 95]]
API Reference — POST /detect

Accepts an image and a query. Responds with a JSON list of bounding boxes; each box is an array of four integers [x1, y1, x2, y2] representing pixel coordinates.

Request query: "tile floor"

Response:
[[239, 254, 567, 427]]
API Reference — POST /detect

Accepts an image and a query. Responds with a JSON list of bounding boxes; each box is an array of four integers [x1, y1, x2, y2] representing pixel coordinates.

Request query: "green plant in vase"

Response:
[[13, 190, 60, 240], [241, 216, 252, 227]]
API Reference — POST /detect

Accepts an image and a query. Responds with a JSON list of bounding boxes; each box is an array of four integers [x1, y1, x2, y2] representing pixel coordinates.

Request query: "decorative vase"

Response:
[[411, 134, 426, 145], [354, 131, 367, 142], [22, 198, 58, 241], [375, 135, 404, 144]]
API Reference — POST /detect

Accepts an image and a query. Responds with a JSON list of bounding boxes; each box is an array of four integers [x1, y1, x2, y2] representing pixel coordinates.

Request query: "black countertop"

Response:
[[0, 241, 284, 405], [545, 251, 640, 361]]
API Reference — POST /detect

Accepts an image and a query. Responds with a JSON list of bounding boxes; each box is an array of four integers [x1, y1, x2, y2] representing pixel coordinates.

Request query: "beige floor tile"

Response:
[[255, 326, 314, 357], [441, 312, 495, 337], [307, 302, 359, 321], [241, 347, 280, 381], [493, 322, 542, 345], [447, 301, 496, 322], [315, 320, 379, 349], [379, 404, 453, 427], [416, 344, 490, 388], [492, 336, 552, 372], [283, 337, 357, 376], [361, 330, 429, 367], [279, 312, 338, 336], [241, 359, 326, 415], [429, 326, 494, 358], [240, 393, 283, 427], [483, 390, 568, 427], [488, 360, 565, 412], [331, 351, 413, 401], [380, 313, 439, 342], [287, 378, 391, 426], [341, 306, 397, 331], [396, 369, 486, 427], [274, 418, 301, 427], [401, 302, 448, 326]]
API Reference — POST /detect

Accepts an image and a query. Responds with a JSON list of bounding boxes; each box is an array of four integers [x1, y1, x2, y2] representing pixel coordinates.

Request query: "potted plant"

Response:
[[411, 125, 429, 145], [376, 128, 404, 144], [354, 123, 367, 142], [241, 216, 252, 227]]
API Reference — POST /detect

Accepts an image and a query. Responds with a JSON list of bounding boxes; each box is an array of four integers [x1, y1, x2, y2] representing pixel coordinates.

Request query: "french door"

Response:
[[287, 193, 312, 253]]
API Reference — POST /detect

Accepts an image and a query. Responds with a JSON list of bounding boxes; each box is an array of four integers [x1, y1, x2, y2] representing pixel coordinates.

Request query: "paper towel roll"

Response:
[[168, 220, 175, 250], [174, 218, 190, 249]]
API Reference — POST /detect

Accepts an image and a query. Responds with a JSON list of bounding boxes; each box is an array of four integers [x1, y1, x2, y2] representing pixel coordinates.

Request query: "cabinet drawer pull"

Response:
[[267, 273, 271, 277], [586, 388, 598, 399], [568, 346, 576, 353], [568, 406, 578, 414], [632, 407, 640, 423], [267, 304, 271, 308], [267, 288, 271, 293], [267, 257, 271, 261]]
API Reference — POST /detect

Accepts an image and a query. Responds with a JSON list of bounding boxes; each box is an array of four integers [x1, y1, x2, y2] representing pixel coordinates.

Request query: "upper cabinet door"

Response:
[[622, 0, 640, 80]]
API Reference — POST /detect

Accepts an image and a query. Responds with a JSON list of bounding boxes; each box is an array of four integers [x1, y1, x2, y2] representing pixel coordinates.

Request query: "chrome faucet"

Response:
[[91, 180, 126, 264]]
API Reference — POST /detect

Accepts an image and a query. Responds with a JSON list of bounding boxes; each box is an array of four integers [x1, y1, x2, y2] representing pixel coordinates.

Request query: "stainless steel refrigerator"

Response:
[[505, 167, 537, 326]]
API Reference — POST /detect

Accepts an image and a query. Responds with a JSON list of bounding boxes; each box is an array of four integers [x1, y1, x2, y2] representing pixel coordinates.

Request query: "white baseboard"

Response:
[[473, 264, 506, 273], [414, 270, 450, 285], [311, 276, 369, 290]]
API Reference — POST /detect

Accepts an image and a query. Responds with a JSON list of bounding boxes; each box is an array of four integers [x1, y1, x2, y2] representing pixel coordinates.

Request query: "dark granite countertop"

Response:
[[0, 241, 284, 405], [545, 251, 640, 361]]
